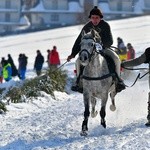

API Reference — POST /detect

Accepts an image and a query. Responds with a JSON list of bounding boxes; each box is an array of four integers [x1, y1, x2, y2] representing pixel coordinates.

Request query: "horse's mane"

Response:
[[81, 29, 101, 43]]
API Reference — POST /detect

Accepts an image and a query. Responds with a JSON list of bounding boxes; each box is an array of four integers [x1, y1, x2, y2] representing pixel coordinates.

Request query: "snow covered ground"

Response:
[[0, 15, 150, 150]]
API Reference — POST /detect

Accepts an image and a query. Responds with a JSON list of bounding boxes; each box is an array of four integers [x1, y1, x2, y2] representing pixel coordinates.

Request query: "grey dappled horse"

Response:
[[79, 29, 117, 136]]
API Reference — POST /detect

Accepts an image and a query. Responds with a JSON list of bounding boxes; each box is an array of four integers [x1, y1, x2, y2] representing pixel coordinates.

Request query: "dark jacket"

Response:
[[145, 48, 150, 63], [7, 55, 18, 76], [18, 54, 28, 70], [34, 53, 44, 70], [71, 20, 113, 57], [122, 47, 150, 67]]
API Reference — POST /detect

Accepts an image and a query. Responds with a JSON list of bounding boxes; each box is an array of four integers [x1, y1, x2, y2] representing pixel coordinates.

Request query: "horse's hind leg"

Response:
[[80, 95, 90, 136], [110, 91, 116, 111], [91, 96, 98, 118]]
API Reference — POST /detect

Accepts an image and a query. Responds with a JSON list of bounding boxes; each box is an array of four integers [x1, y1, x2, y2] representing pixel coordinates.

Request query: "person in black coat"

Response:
[[34, 50, 44, 76], [7, 54, 18, 77]]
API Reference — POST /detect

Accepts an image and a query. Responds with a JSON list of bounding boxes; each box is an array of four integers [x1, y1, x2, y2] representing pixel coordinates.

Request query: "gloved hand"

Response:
[[67, 55, 74, 62], [121, 63, 124, 68]]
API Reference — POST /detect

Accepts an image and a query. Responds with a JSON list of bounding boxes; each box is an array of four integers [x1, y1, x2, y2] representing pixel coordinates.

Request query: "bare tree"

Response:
[[77, 0, 94, 24]]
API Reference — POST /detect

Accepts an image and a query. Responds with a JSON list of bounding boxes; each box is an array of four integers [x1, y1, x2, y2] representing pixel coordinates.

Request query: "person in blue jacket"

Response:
[[18, 54, 28, 80]]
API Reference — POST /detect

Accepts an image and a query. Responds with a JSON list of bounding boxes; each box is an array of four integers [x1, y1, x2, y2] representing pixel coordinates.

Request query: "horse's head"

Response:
[[79, 29, 102, 66]]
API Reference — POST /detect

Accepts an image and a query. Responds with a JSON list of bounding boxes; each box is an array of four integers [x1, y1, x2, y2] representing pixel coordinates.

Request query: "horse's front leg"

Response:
[[100, 99, 107, 128], [80, 93, 90, 136]]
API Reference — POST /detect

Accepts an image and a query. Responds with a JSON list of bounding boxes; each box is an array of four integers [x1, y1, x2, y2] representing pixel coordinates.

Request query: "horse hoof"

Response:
[[101, 123, 106, 128], [80, 130, 88, 136], [145, 122, 150, 127], [91, 111, 98, 118], [101, 120, 106, 128], [110, 105, 116, 111]]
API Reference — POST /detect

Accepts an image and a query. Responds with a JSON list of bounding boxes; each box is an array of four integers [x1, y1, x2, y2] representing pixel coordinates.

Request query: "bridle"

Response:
[[79, 36, 115, 81], [79, 36, 103, 63]]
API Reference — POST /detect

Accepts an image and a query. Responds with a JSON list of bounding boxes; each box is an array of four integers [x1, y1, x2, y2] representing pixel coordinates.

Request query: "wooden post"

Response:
[[145, 61, 150, 126]]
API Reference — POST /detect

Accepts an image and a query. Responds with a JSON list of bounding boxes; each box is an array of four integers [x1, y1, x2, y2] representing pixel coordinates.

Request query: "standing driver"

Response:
[[121, 47, 150, 126]]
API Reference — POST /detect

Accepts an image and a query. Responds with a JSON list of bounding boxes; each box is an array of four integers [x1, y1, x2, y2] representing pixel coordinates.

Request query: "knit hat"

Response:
[[89, 6, 103, 18]]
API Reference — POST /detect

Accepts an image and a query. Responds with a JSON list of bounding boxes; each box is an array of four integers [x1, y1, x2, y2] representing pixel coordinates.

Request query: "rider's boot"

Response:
[[71, 77, 83, 93], [71, 66, 84, 93], [71, 76, 80, 91], [115, 73, 126, 93]]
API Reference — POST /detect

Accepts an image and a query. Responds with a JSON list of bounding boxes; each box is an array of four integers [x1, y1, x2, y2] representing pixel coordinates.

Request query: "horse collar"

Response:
[[82, 73, 115, 81]]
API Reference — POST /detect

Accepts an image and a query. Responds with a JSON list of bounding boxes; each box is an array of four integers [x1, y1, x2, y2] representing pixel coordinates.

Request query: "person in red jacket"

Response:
[[49, 46, 60, 70], [127, 43, 135, 60]]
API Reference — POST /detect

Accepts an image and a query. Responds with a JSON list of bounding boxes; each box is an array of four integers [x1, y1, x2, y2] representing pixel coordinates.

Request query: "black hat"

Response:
[[53, 46, 56, 49], [127, 43, 131, 46], [89, 6, 103, 18], [37, 50, 40, 53]]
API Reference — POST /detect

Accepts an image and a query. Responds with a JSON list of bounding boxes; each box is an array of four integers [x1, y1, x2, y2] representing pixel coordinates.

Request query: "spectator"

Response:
[[18, 54, 22, 79], [127, 43, 135, 60], [116, 37, 127, 62], [117, 37, 127, 53], [0, 63, 3, 83], [1, 57, 6, 67], [7, 54, 18, 77], [49, 46, 60, 70], [34, 50, 44, 76], [2, 60, 12, 82], [18, 54, 28, 80], [47, 49, 51, 68]]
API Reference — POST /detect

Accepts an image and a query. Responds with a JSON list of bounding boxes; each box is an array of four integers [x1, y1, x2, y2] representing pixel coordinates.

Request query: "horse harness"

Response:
[[80, 39, 116, 81]]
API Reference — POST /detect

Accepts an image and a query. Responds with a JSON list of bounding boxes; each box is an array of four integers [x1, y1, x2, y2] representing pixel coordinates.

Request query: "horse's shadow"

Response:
[[88, 119, 147, 138], [1, 120, 147, 149], [0, 136, 84, 150]]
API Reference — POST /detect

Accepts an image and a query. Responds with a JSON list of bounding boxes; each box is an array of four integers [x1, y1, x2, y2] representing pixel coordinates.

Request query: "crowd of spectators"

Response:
[[0, 46, 60, 83]]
